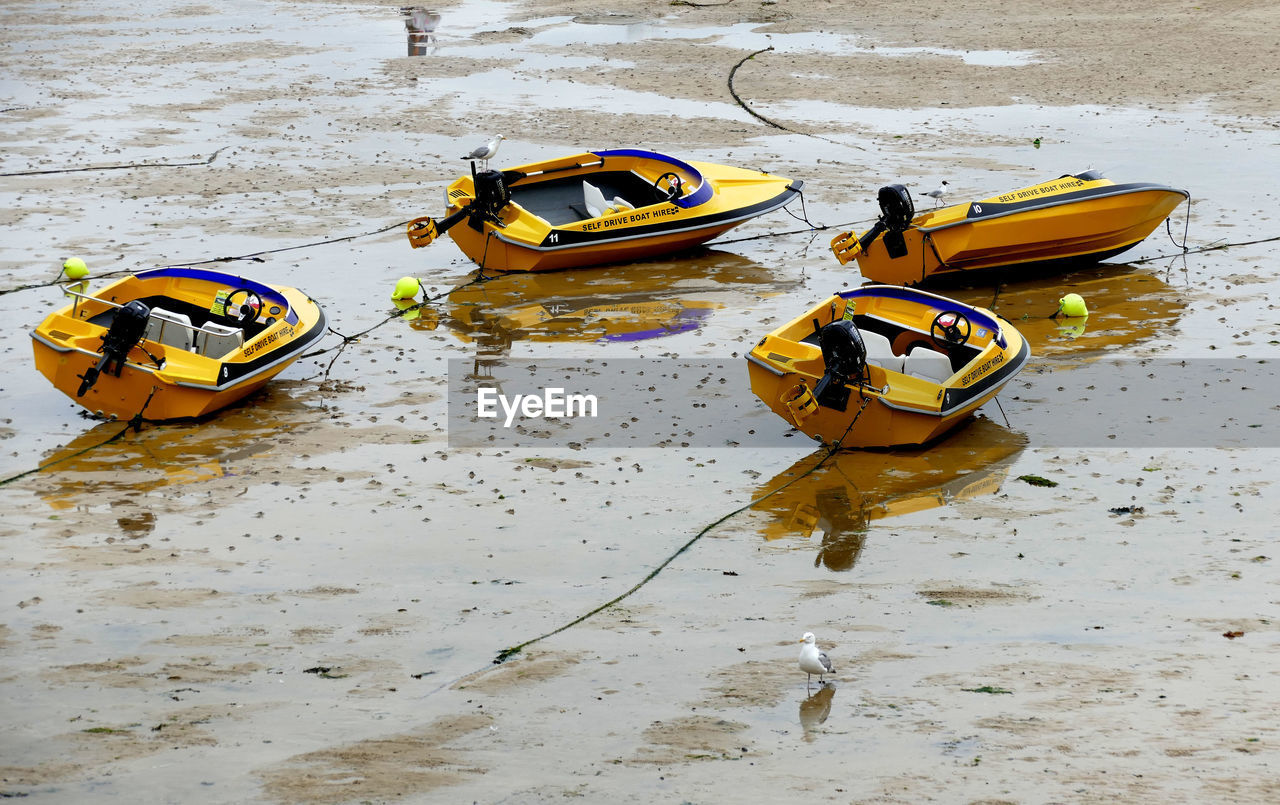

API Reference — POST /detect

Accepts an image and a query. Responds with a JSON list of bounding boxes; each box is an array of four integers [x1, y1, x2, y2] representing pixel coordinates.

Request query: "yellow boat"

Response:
[[746, 285, 1030, 448], [407, 149, 803, 272], [31, 267, 326, 421], [831, 171, 1189, 285]]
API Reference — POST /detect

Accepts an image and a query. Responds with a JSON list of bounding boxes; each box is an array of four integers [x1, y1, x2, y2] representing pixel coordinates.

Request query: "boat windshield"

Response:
[[138, 267, 297, 325], [592, 148, 711, 208]]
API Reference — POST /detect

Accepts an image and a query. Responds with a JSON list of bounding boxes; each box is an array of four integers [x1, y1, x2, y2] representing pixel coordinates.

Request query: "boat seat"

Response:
[[861, 330, 903, 373], [583, 180, 609, 218], [904, 346, 954, 383], [145, 307, 194, 352], [195, 321, 244, 358], [582, 181, 635, 218]]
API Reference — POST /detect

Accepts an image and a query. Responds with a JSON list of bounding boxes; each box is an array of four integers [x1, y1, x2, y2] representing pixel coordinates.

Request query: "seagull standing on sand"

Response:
[[798, 632, 834, 688], [921, 180, 949, 207], [462, 134, 504, 170]]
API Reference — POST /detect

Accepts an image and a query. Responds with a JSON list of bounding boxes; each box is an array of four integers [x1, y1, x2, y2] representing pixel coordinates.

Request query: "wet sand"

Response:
[[3, 0, 1280, 802]]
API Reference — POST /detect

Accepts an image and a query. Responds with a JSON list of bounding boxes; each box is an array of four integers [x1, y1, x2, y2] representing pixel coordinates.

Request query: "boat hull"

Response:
[[428, 149, 802, 272], [836, 174, 1188, 285], [31, 268, 326, 421], [747, 286, 1030, 449]]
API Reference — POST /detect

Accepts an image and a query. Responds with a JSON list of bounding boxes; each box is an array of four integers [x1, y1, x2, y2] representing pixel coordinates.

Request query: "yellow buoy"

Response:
[[392, 276, 421, 301], [1057, 292, 1088, 318], [62, 257, 89, 280]]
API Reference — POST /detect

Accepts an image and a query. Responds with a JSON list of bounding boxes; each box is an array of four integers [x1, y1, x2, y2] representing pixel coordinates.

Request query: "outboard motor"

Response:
[[857, 183, 915, 259], [812, 319, 867, 412], [468, 168, 511, 230], [77, 300, 150, 397]]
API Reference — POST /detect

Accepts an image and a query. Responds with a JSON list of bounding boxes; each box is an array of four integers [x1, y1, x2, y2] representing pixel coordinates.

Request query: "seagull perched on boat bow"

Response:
[[462, 134, 504, 170], [921, 180, 949, 207], [799, 632, 835, 689]]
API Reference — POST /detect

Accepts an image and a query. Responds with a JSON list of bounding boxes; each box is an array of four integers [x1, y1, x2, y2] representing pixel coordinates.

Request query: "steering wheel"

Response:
[[223, 288, 263, 324], [654, 172, 683, 201], [930, 310, 971, 349]]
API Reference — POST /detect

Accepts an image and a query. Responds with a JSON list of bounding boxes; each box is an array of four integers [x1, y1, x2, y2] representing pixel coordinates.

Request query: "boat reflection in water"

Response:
[[927, 262, 1187, 358], [753, 417, 1026, 571], [34, 381, 317, 517], [443, 250, 800, 355]]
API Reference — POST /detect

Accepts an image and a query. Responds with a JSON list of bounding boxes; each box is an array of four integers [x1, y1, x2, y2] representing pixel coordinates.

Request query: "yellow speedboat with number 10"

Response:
[[32, 267, 326, 421], [747, 285, 1030, 449], [407, 148, 803, 273], [831, 170, 1188, 285]]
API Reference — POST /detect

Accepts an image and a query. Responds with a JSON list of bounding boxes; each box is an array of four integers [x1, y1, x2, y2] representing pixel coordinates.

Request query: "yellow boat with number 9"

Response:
[[746, 285, 1030, 449]]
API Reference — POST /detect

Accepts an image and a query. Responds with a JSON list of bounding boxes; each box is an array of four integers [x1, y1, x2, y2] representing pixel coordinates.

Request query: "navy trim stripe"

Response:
[[838, 284, 1005, 345], [211, 305, 326, 388], [137, 267, 298, 325], [940, 336, 1030, 414], [590, 149, 712, 208]]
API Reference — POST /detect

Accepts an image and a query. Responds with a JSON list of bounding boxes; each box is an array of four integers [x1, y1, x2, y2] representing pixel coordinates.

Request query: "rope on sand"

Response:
[[0, 220, 417, 298], [727, 47, 865, 150], [0, 392, 156, 488], [490, 398, 874, 666], [0, 147, 230, 177]]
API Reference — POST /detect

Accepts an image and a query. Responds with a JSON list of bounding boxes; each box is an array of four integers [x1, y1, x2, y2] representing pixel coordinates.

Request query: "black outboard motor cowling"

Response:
[[469, 169, 511, 230], [858, 183, 915, 259], [813, 319, 867, 412], [77, 300, 150, 397]]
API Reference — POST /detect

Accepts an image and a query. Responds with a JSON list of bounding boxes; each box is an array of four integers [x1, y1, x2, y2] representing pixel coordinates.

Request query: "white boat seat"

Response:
[[904, 346, 954, 383], [195, 321, 244, 358], [583, 180, 609, 218], [611, 195, 634, 211], [860, 329, 903, 373], [145, 307, 194, 352]]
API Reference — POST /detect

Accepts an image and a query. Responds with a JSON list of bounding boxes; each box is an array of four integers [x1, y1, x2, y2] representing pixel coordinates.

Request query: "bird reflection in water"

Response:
[[402, 7, 441, 56], [799, 685, 835, 742]]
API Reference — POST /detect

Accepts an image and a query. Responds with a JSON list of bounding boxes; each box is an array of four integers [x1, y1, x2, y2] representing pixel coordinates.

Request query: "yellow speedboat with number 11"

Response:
[[747, 285, 1029, 449], [407, 148, 804, 272], [31, 267, 326, 421]]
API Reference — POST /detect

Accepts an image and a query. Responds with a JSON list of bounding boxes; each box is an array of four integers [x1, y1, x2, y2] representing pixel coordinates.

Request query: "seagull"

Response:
[[920, 180, 949, 207], [462, 134, 504, 170], [798, 632, 834, 688]]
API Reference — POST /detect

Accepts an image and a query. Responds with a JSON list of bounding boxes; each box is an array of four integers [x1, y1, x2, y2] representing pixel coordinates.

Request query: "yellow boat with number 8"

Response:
[[746, 285, 1030, 449]]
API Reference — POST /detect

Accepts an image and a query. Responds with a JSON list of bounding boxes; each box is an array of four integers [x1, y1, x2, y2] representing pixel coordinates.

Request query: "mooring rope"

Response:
[[158, 220, 414, 270], [0, 147, 230, 178], [1127, 233, 1280, 265], [488, 387, 873, 666], [727, 46, 865, 151], [296, 269, 496, 381], [0, 386, 156, 488], [0, 220, 419, 299]]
